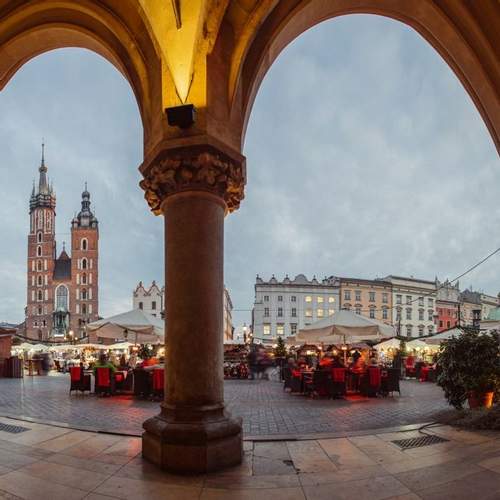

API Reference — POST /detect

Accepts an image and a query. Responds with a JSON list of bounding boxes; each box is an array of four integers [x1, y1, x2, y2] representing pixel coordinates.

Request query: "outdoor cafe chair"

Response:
[[69, 366, 91, 395], [152, 368, 165, 400], [304, 370, 328, 398], [361, 367, 382, 397], [328, 368, 347, 398], [290, 374, 302, 395], [133, 369, 152, 399], [282, 367, 292, 392], [94, 367, 114, 397], [384, 368, 401, 396]]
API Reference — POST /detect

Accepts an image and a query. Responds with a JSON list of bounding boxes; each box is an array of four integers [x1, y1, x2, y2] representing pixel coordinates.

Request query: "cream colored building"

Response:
[[382, 276, 437, 338], [339, 278, 393, 325]]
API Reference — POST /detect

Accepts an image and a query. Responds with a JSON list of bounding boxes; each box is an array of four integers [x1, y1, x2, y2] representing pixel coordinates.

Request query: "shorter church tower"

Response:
[[70, 186, 99, 338]]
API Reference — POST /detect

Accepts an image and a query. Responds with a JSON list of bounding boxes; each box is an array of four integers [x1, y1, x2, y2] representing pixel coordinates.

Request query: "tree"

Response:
[[274, 336, 287, 358]]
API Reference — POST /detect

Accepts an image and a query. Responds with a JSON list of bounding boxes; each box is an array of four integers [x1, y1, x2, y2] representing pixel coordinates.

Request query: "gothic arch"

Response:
[[236, 0, 500, 156], [0, 1, 162, 150]]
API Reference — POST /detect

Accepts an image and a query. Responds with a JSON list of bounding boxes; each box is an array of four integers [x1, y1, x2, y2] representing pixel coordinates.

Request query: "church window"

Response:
[[82, 258, 87, 270], [37, 232, 42, 243], [152, 301, 156, 310], [37, 275, 42, 286], [37, 211, 43, 229], [56, 285, 69, 310], [37, 260, 42, 271], [34, 321, 38, 327], [81, 239, 87, 250], [37, 246, 42, 257], [82, 273, 87, 285], [42, 320, 46, 327], [38, 306, 42, 315], [37, 290, 42, 301], [82, 289, 87, 300], [82, 304, 87, 315]]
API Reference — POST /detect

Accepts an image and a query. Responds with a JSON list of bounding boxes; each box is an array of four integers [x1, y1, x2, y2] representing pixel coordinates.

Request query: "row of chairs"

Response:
[[283, 367, 401, 398], [69, 367, 165, 399]]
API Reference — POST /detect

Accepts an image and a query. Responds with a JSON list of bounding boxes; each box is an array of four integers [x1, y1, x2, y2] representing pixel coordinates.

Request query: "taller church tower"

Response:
[[26, 144, 56, 340]]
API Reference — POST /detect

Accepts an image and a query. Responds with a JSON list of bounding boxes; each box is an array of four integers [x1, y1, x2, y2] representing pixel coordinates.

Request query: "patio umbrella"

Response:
[[374, 338, 401, 350], [86, 308, 164, 344], [406, 339, 428, 350], [424, 327, 464, 345], [106, 341, 134, 350], [298, 309, 396, 344]]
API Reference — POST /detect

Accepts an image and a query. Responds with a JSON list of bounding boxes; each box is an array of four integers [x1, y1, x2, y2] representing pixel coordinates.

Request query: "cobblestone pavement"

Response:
[[0, 374, 450, 437]]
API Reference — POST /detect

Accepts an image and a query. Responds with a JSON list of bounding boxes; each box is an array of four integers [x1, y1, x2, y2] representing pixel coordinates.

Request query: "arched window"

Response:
[[82, 273, 87, 285], [38, 306, 42, 315], [37, 290, 42, 301], [37, 246, 42, 257], [34, 320, 38, 327], [37, 260, 42, 271], [56, 285, 69, 310], [82, 288, 87, 300], [81, 258, 87, 270], [82, 304, 87, 315], [37, 211, 43, 229], [37, 275, 42, 286], [81, 239, 88, 250], [42, 320, 46, 327], [37, 232, 42, 243]]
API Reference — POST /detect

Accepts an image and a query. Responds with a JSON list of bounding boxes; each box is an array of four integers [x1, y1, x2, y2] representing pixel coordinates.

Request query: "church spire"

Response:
[[30, 141, 56, 213], [38, 141, 49, 195]]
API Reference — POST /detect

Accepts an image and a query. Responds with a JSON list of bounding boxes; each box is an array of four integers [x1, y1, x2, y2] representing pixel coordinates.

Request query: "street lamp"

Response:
[[242, 323, 247, 343], [68, 330, 74, 345]]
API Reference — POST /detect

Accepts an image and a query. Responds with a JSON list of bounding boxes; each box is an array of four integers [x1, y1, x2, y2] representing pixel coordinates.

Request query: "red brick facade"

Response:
[[26, 151, 99, 341]]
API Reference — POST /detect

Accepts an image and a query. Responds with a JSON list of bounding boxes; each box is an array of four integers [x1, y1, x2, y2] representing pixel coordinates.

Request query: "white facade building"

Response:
[[133, 282, 234, 340], [252, 274, 340, 342], [382, 276, 437, 337]]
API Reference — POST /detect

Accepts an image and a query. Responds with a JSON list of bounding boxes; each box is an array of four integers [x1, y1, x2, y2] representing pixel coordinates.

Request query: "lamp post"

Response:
[[68, 330, 74, 345], [242, 323, 247, 344]]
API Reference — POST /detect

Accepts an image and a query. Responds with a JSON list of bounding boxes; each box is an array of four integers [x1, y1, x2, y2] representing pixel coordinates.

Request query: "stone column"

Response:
[[140, 145, 246, 474]]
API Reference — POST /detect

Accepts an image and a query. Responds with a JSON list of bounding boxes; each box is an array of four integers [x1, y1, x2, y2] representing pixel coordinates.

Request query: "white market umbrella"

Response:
[[406, 339, 428, 350], [13, 343, 33, 350], [106, 341, 134, 350], [298, 309, 396, 344], [374, 338, 401, 350], [86, 309, 164, 344], [424, 328, 464, 345], [30, 343, 49, 352]]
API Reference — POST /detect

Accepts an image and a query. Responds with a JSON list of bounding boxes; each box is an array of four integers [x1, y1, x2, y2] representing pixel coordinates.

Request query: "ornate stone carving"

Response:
[[140, 151, 245, 215]]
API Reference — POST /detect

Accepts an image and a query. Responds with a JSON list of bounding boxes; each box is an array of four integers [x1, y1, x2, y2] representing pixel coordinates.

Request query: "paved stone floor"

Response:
[[0, 373, 450, 437], [0, 415, 499, 500]]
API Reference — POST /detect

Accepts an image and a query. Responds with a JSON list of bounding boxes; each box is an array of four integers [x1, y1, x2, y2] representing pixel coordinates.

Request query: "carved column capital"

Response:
[[140, 148, 246, 215]]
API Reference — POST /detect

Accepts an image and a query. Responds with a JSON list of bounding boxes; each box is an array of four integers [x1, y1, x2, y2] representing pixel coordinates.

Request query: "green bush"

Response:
[[436, 329, 500, 409]]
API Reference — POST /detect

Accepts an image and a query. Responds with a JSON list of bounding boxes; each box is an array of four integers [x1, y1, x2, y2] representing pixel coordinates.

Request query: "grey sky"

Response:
[[1, 15, 499, 328]]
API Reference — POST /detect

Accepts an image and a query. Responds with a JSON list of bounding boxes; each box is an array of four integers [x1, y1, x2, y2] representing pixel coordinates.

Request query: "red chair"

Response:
[[69, 366, 91, 395], [367, 367, 382, 397], [95, 367, 113, 396], [152, 368, 165, 400], [329, 368, 347, 398]]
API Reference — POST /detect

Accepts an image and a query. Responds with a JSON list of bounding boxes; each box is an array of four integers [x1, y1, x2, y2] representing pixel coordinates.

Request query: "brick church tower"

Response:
[[26, 146, 99, 341]]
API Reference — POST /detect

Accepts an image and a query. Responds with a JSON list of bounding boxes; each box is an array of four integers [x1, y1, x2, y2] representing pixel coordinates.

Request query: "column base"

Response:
[[142, 404, 243, 474]]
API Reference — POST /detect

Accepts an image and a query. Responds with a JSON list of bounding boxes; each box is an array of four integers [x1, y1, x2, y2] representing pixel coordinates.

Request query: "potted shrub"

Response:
[[436, 329, 500, 409]]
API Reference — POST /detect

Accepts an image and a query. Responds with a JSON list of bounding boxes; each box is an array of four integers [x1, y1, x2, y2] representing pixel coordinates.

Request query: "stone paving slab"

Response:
[[0, 373, 450, 437], [0, 416, 498, 500]]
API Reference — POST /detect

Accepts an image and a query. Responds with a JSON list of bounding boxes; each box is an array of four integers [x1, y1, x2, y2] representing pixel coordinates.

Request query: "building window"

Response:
[[305, 308, 312, 317], [446, 320, 451, 329], [291, 324, 297, 335], [428, 298, 434, 307], [344, 291, 351, 300], [264, 307, 270, 316], [291, 296, 296, 302], [438, 308, 443, 315], [277, 307, 283, 317], [396, 295, 402, 304], [317, 296, 323, 303], [152, 301, 157, 310], [406, 296, 412, 305], [263, 324, 271, 335], [37, 246, 42, 257], [428, 326, 434, 335], [369, 309, 375, 318], [317, 309, 324, 317], [396, 309, 402, 321], [37, 260, 42, 271], [81, 239, 88, 250], [37, 211, 43, 229], [139, 302, 143, 310], [82, 273, 87, 285], [328, 309, 334, 316], [42, 320, 46, 327], [81, 288, 87, 300], [428, 310, 434, 321], [82, 304, 87, 315], [419, 327, 424, 337], [419, 297, 424, 306], [382, 293, 388, 303], [81, 258, 87, 270], [418, 310, 424, 321], [56, 285, 69, 310], [382, 309, 388, 320], [264, 295, 269, 302], [38, 306, 42, 315], [406, 309, 412, 320], [439, 320, 443, 328], [277, 324, 284, 335], [37, 275, 42, 286], [406, 325, 412, 337], [369, 292, 375, 302], [305, 296, 312, 303], [328, 296, 335, 303], [37, 290, 42, 301], [355, 291, 361, 301], [278, 295, 283, 302], [291, 308, 297, 317], [355, 307, 361, 315], [37, 232, 42, 243]]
